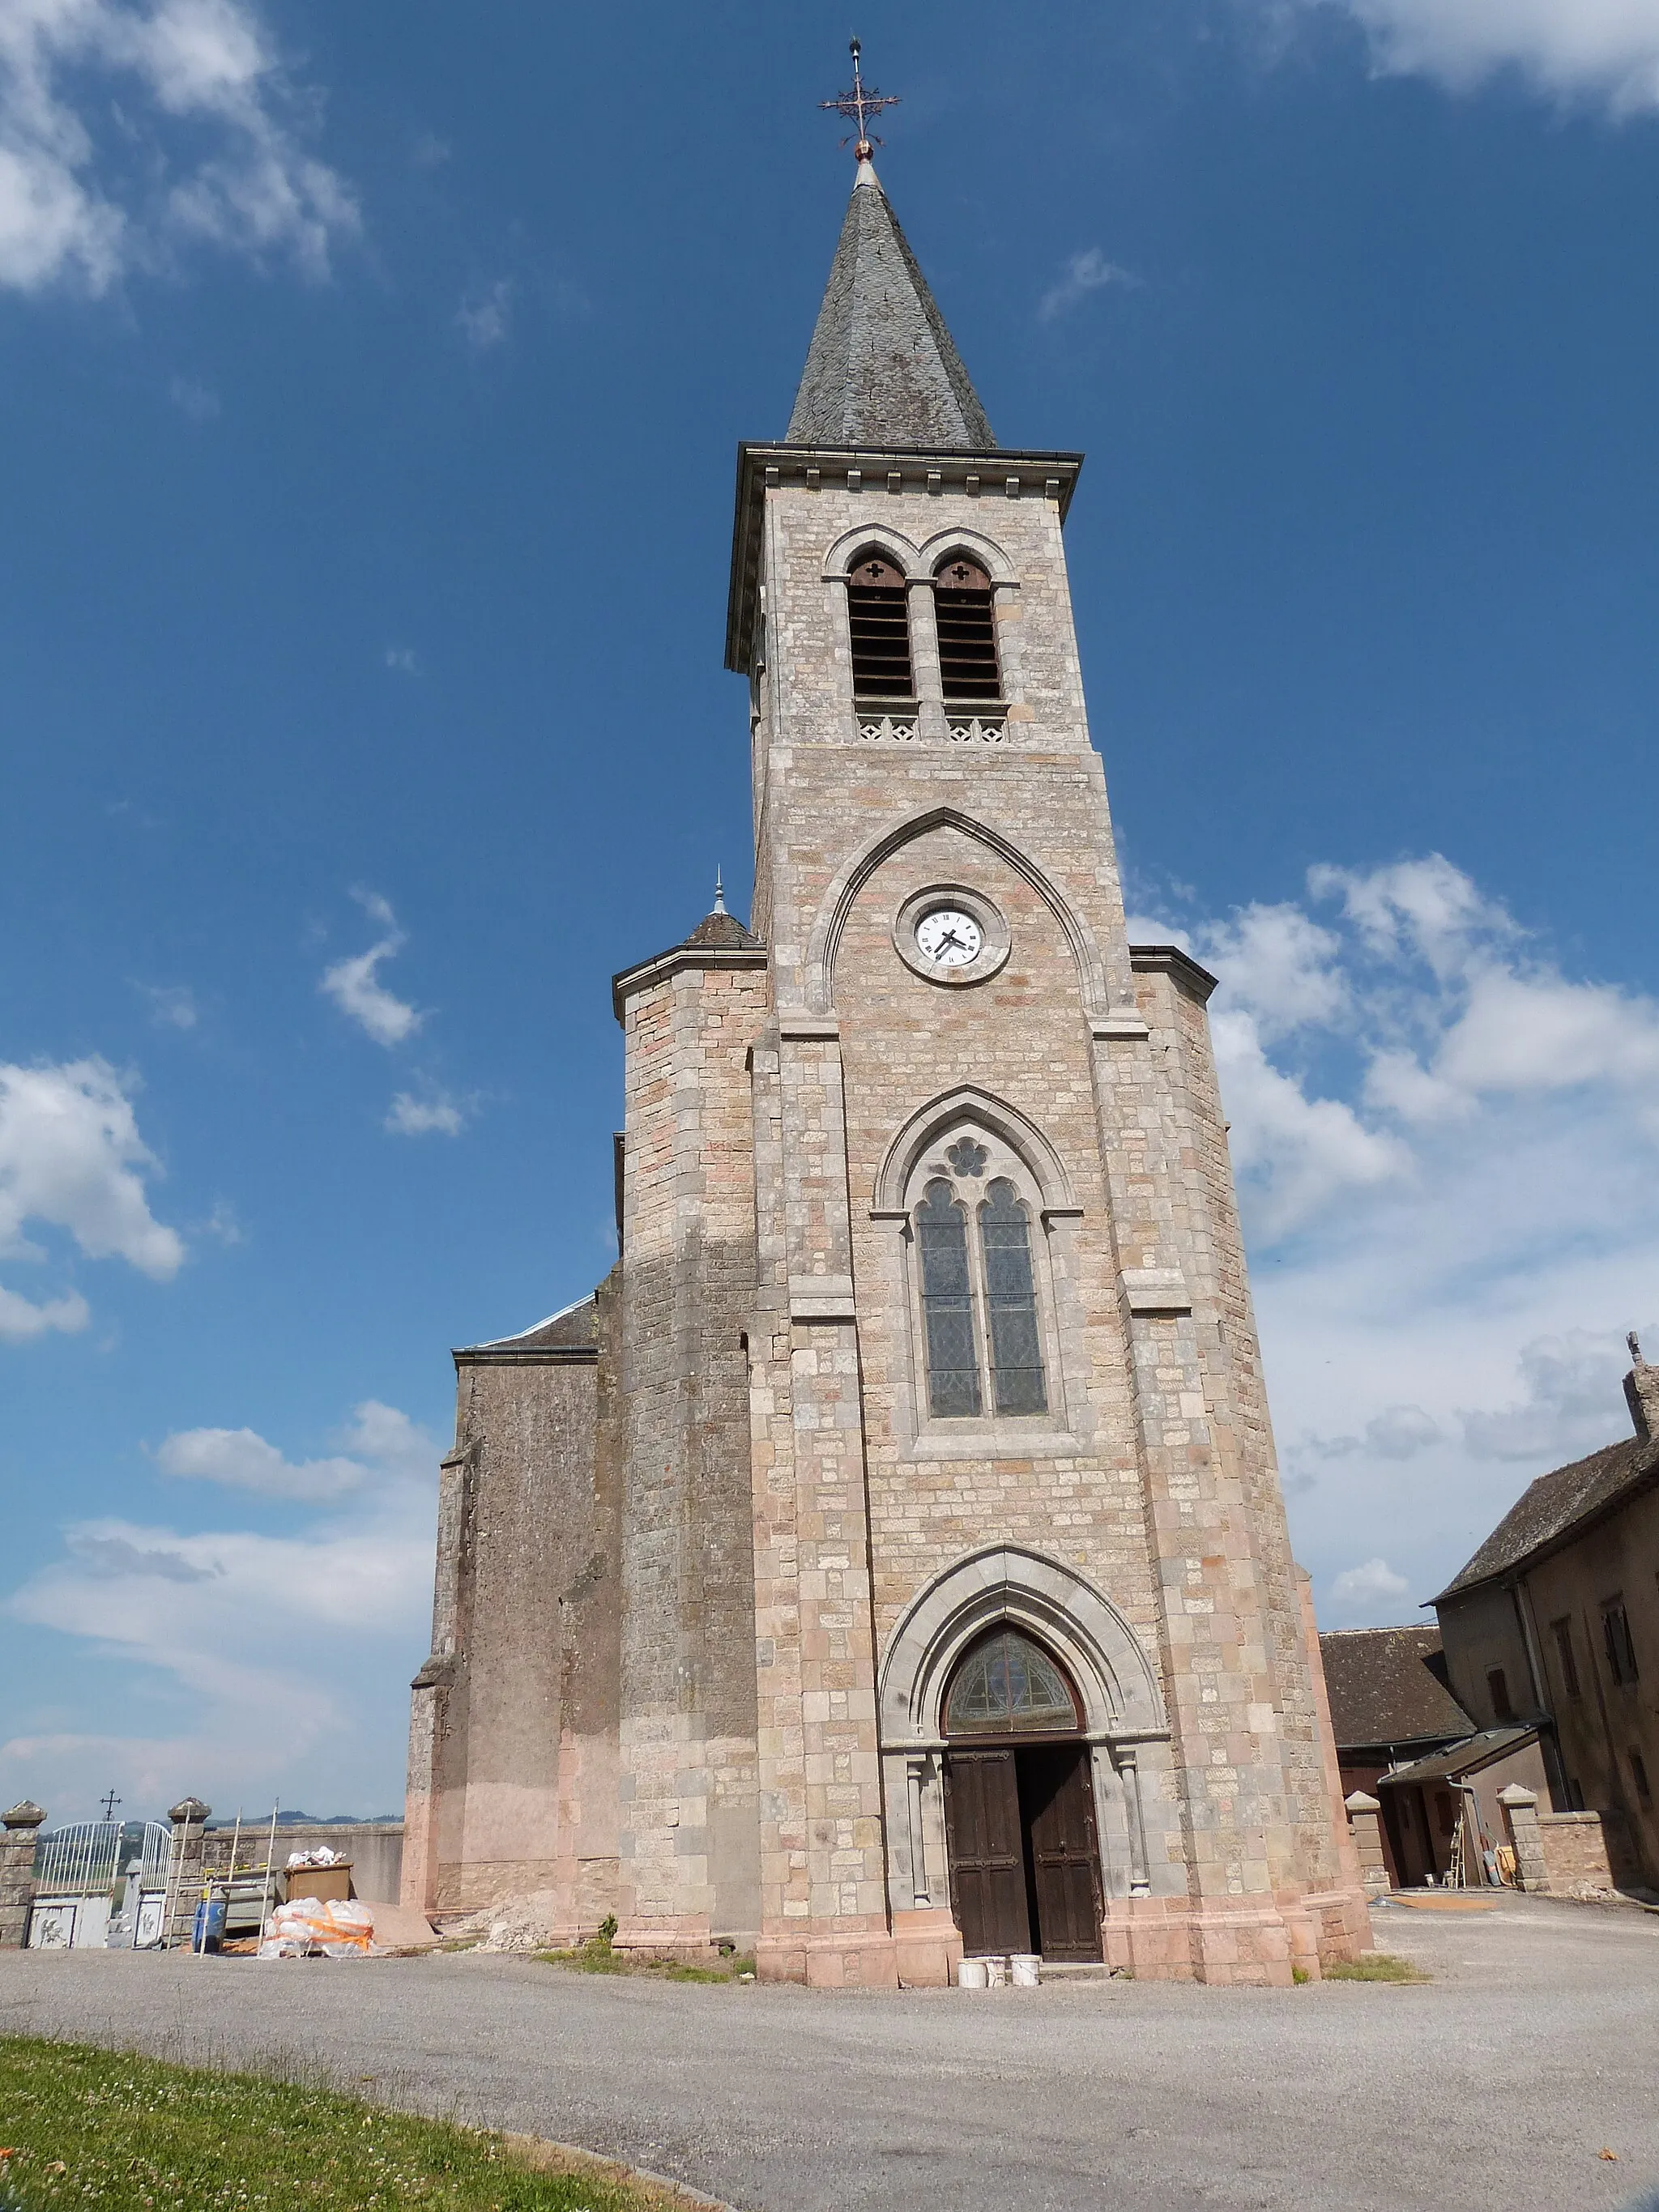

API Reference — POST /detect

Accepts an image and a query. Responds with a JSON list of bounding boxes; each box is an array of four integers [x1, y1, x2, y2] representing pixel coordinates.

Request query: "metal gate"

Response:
[[36, 1820, 126, 1895]]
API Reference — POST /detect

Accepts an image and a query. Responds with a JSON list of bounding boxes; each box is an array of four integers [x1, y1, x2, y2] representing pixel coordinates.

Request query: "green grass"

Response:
[[1321, 1952, 1429, 1984], [533, 1932, 755, 1984], [0, 2036, 672, 2211]]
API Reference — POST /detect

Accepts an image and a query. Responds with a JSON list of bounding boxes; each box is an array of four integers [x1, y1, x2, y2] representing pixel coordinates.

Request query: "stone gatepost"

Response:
[[1343, 1792, 1390, 1897], [164, 1797, 211, 1946], [0, 1802, 46, 1948], [1498, 1784, 1550, 1892]]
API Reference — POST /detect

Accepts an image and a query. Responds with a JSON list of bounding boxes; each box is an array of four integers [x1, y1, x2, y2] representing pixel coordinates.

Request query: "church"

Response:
[[400, 112, 1371, 1988]]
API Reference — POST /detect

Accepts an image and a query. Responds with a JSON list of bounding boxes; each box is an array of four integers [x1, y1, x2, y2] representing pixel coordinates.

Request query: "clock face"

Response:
[[915, 908, 984, 969]]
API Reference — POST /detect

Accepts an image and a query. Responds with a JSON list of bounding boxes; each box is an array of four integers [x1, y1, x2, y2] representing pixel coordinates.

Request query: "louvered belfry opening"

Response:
[[847, 553, 915, 698], [934, 556, 1001, 702]]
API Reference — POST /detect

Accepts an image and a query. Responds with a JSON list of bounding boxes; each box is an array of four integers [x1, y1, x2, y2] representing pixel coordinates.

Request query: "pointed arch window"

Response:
[[911, 1152, 1051, 1423], [917, 1179, 982, 1416], [982, 1178, 1047, 1414], [847, 552, 915, 700], [945, 1629, 1080, 1736], [933, 556, 1001, 702]]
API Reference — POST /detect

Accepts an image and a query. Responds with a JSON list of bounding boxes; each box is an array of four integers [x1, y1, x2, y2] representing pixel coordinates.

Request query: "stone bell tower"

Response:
[[718, 144, 1371, 1987], [403, 117, 1370, 1990]]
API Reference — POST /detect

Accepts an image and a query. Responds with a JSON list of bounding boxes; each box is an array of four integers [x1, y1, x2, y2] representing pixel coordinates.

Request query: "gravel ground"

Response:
[[3, 1894, 1657, 2212]]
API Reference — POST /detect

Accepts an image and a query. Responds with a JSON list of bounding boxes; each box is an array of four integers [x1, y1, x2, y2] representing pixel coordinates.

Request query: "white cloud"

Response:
[[318, 889, 424, 1048], [155, 1397, 429, 1502], [1149, 853, 1659, 1618], [1458, 1330, 1631, 1463], [383, 644, 417, 675], [1039, 247, 1141, 322], [1329, 1557, 1411, 1616], [1309, 0, 1659, 113], [156, 1426, 361, 1501], [0, 1056, 183, 1340], [0, 0, 360, 296], [0, 1280, 88, 1341], [1206, 1004, 1409, 1238], [138, 981, 198, 1029], [456, 275, 511, 351], [66, 1530, 218, 1581], [2, 1396, 440, 1818], [385, 1088, 471, 1138]]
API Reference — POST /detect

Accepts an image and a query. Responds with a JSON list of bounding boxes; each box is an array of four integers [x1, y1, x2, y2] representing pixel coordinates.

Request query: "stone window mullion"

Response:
[[906, 578, 950, 742]]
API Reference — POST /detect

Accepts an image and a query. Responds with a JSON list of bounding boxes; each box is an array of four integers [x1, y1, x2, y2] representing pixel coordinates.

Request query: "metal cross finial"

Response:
[[100, 1788, 122, 1822], [820, 37, 900, 160]]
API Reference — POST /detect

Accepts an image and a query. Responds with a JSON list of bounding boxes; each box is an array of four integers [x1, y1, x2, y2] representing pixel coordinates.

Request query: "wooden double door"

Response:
[[943, 1741, 1104, 1961]]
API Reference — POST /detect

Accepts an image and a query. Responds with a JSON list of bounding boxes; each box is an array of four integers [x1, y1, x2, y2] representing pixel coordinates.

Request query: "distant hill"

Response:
[[203, 1811, 401, 1829]]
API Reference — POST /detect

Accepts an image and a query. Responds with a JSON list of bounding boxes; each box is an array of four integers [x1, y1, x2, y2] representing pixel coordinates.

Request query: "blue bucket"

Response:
[[191, 1893, 227, 1953]]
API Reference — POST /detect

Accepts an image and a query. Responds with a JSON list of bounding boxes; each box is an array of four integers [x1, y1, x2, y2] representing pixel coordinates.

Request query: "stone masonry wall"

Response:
[[617, 955, 770, 1950], [418, 1349, 613, 1920]]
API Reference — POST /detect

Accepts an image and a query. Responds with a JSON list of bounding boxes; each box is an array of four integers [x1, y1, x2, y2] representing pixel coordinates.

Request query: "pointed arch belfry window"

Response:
[[916, 1179, 982, 1416], [933, 556, 1001, 702], [847, 552, 915, 699]]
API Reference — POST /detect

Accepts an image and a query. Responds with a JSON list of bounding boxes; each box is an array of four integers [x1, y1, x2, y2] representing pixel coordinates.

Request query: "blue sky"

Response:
[[4, 0, 1659, 1822]]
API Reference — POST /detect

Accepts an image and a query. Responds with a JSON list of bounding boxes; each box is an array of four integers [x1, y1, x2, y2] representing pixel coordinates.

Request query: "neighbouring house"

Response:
[[1376, 1724, 1555, 1890], [1317, 1626, 1473, 1886], [1425, 1336, 1659, 1893]]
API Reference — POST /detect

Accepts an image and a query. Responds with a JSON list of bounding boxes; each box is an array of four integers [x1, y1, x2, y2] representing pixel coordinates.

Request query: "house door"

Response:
[[943, 1750, 1030, 1957]]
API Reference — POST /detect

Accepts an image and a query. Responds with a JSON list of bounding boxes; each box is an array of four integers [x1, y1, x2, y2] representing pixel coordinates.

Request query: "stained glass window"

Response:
[[916, 1178, 982, 1417], [981, 1178, 1047, 1415], [945, 1630, 1078, 1735]]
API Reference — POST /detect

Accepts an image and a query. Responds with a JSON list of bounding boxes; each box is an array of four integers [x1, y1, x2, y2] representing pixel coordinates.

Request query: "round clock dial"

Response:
[[915, 908, 984, 969]]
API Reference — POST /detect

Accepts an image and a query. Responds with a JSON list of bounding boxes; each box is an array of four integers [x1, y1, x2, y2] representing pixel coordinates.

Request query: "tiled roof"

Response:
[[1318, 1626, 1473, 1750], [786, 164, 994, 451], [681, 909, 763, 953], [1433, 1433, 1659, 1601]]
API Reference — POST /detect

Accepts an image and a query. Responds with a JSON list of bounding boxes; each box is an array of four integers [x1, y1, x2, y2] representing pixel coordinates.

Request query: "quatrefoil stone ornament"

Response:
[[945, 1138, 988, 1178]]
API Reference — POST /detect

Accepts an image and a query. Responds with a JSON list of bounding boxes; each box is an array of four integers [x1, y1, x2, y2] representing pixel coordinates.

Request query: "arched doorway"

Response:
[[942, 1627, 1105, 1961]]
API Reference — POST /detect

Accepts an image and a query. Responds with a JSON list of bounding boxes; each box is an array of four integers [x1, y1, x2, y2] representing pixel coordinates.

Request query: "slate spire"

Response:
[[786, 159, 995, 452]]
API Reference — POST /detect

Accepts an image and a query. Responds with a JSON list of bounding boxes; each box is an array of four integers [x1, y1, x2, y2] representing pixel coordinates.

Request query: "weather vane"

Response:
[[820, 38, 900, 160]]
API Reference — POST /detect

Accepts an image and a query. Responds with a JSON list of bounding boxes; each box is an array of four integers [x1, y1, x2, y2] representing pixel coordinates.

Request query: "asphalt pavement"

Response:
[[3, 1894, 1657, 2211]]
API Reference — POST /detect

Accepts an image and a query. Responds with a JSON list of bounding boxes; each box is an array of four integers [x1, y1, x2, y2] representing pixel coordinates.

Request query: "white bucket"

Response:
[[984, 1954, 1009, 1988], [957, 1958, 989, 1988], [1010, 1953, 1041, 1987]]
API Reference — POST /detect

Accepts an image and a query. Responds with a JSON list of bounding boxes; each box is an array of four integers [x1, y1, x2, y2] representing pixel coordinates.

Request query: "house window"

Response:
[[847, 553, 914, 699], [908, 1140, 1054, 1426], [1487, 1668, 1515, 1722], [1602, 1600, 1640, 1687], [1631, 1750, 1653, 1805], [1550, 1617, 1580, 1700], [933, 556, 1002, 701]]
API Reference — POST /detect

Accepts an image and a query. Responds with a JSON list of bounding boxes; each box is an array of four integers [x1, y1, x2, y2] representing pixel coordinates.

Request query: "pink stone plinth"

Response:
[[1101, 1886, 1371, 1986], [891, 1907, 964, 1988]]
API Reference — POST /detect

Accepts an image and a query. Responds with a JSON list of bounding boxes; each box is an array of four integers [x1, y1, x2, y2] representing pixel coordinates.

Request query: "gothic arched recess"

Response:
[[879, 1544, 1166, 1750], [803, 805, 1115, 1021]]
